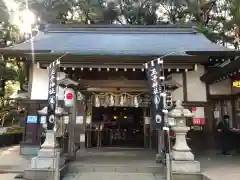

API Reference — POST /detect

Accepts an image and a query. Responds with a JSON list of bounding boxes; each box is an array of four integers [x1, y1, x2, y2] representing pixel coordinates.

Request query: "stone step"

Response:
[[67, 163, 165, 174], [62, 172, 165, 180]]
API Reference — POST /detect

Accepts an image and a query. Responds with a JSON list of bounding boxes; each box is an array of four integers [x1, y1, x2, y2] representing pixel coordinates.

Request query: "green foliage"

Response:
[[0, 57, 22, 126], [0, 23, 20, 47], [223, 0, 240, 49], [0, 57, 18, 81], [119, 0, 158, 25]]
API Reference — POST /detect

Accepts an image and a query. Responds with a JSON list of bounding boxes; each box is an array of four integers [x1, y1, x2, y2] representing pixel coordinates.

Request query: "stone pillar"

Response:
[[169, 100, 200, 173]]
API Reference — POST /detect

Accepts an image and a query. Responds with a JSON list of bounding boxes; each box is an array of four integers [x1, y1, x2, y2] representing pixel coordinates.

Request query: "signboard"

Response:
[[213, 110, 220, 119], [47, 61, 59, 130], [232, 75, 240, 88], [27, 116, 38, 124], [146, 60, 164, 129], [64, 116, 69, 124], [80, 134, 85, 142], [40, 116, 47, 124], [76, 116, 84, 124], [144, 117, 151, 125], [192, 107, 205, 125], [233, 80, 240, 88]]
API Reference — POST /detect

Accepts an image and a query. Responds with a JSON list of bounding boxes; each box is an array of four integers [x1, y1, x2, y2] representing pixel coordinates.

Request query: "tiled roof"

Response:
[[1, 24, 230, 56]]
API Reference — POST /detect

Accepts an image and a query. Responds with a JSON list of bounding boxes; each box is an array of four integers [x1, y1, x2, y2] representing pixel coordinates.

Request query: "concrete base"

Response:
[[171, 160, 201, 174], [20, 144, 40, 156], [172, 149, 194, 161], [31, 155, 66, 169], [171, 173, 210, 180], [24, 164, 68, 180], [25, 153, 66, 180], [172, 150, 194, 161], [37, 147, 62, 157]]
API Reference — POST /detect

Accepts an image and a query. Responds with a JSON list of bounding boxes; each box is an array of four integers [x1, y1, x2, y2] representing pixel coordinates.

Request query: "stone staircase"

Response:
[[62, 148, 165, 180], [62, 172, 165, 180], [66, 162, 164, 174]]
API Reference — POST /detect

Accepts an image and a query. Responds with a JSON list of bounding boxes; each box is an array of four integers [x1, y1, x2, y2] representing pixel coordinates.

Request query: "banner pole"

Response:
[[163, 126, 172, 180]]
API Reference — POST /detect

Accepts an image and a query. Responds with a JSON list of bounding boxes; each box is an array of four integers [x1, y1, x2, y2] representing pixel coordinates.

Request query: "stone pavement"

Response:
[[0, 146, 240, 180], [0, 145, 30, 180], [0, 145, 30, 173], [0, 173, 20, 180], [198, 154, 240, 180]]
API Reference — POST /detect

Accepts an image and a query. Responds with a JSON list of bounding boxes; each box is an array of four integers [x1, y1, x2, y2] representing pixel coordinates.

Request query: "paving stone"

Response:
[[0, 173, 20, 180]]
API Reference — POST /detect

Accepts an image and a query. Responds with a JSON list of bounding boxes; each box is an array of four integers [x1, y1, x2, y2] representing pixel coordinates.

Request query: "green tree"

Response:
[[223, 0, 240, 49], [28, 0, 119, 24], [0, 0, 28, 126], [154, 0, 239, 49], [117, 0, 157, 25], [0, 56, 21, 127]]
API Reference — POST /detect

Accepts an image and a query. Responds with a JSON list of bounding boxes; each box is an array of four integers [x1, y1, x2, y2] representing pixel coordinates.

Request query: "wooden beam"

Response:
[[23, 54, 208, 64], [87, 88, 148, 92], [79, 79, 148, 88], [45, 64, 194, 69]]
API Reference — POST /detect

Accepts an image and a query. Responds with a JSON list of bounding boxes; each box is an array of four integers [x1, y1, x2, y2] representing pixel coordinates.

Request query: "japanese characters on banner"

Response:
[[192, 107, 205, 125], [145, 59, 164, 129], [47, 61, 59, 130]]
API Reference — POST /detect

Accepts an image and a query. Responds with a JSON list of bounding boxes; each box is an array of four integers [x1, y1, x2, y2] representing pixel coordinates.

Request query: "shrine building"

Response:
[[0, 24, 239, 152]]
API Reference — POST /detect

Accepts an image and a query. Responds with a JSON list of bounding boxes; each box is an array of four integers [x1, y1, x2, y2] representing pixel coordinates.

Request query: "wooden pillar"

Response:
[[143, 108, 149, 148], [231, 97, 236, 128], [74, 99, 86, 151], [182, 72, 188, 101], [86, 97, 93, 148], [27, 64, 33, 99]]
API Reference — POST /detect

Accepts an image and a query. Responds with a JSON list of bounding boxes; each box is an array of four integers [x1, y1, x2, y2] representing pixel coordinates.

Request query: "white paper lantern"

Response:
[[109, 95, 114, 106], [134, 96, 139, 107], [64, 88, 76, 107], [95, 95, 100, 107], [120, 95, 124, 106]]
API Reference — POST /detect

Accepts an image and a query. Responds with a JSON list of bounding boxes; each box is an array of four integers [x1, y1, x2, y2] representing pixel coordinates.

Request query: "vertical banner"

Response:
[[47, 61, 59, 130], [145, 60, 164, 129]]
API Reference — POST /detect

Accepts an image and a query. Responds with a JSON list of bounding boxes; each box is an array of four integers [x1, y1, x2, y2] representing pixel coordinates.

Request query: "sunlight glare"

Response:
[[21, 9, 35, 25], [3, 0, 36, 33], [19, 9, 36, 33]]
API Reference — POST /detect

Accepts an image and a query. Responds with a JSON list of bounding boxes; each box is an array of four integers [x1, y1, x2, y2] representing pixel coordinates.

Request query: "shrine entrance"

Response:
[[85, 90, 151, 149], [90, 107, 144, 148]]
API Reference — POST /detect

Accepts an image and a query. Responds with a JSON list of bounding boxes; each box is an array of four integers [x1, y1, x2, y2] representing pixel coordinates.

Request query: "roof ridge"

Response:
[[43, 24, 196, 34]]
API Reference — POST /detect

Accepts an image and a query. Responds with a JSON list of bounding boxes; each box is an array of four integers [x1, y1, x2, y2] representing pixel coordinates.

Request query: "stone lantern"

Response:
[[24, 107, 67, 180], [169, 100, 200, 173]]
